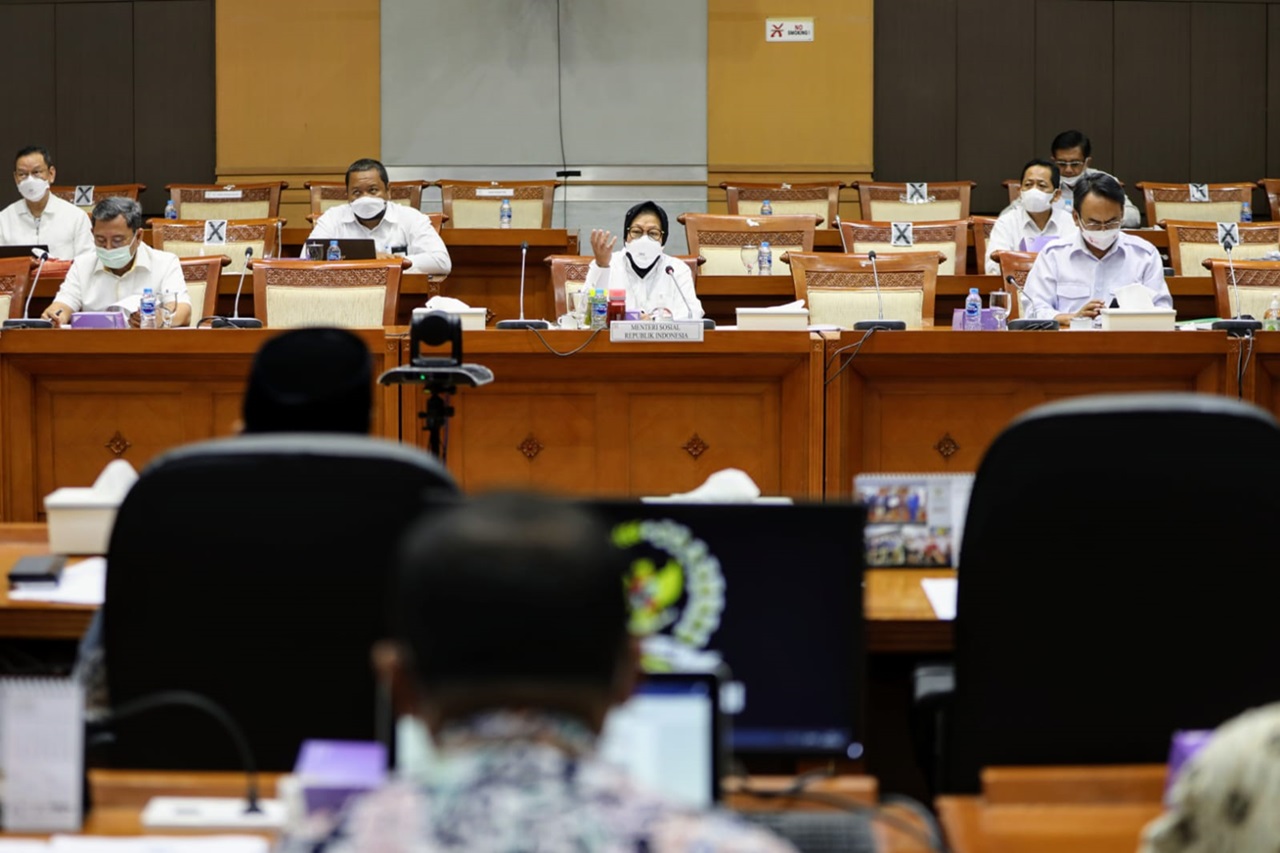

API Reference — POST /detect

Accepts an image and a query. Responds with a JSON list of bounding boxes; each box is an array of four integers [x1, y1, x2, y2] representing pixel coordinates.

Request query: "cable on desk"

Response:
[[1236, 332, 1256, 400], [528, 326, 603, 357], [824, 328, 876, 386]]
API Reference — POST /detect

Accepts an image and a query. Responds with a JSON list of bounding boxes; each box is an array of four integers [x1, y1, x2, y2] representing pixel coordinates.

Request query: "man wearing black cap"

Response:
[[586, 201, 703, 321]]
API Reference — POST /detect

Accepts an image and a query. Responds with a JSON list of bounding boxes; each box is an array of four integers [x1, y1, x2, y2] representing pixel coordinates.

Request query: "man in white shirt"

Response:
[[586, 201, 703, 321], [1047, 130, 1141, 227], [985, 158, 1078, 274], [0, 145, 93, 260], [305, 158, 451, 276], [43, 197, 190, 327], [1024, 173, 1170, 326]]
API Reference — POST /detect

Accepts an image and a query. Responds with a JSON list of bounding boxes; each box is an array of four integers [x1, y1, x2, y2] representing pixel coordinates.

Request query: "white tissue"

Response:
[[45, 460, 138, 508], [644, 468, 792, 504], [1113, 283, 1155, 310], [423, 296, 472, 312], [106, 296, 141, 315], [758, 300, 806, 312]]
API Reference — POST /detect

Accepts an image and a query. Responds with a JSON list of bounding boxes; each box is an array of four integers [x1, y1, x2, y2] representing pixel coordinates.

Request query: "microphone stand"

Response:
[[853, 250, 906, 330], [497, 241, 550, 329], [4, 249, 54, 329]]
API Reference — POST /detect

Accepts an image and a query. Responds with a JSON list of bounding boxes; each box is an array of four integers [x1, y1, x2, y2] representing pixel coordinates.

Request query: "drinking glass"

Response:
[[988, 290, 1010, 331], [740, 244, 757, 275], [159, 291, 179, 329]]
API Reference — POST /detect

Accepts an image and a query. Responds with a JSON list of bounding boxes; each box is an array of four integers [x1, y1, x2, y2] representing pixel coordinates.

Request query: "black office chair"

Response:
[[101, 434, 456, 771], [940, 392, 1280, 794]]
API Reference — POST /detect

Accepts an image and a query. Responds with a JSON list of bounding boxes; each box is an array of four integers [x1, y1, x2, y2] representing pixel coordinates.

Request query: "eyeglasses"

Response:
[[1053, 160, 1086, 171], [626, 227, 663, 242], [1079, 218, 1123, 231]]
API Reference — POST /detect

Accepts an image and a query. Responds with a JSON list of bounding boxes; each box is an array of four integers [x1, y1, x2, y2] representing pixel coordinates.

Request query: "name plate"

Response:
[[609, 320, 704, 343], [474, 187, 514, 198], [204, 189, 243, 199]]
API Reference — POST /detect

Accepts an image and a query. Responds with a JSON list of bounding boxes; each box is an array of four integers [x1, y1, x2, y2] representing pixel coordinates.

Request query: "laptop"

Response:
[[302, 238, 377, 261], [0, 244, 49, 259]]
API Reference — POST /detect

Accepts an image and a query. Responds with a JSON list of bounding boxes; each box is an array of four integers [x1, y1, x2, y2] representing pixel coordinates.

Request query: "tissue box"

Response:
[[412, 306, 487, 331], [294, 740, 386, 816], [736, 306, 809, 331], [1099, 308, 1176, 331], [44, 488, 120, 555]]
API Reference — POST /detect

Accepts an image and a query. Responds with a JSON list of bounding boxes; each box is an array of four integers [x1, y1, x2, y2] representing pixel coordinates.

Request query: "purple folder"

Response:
[[70, 311, 128, 329], [1020, 235, 1062, 254]]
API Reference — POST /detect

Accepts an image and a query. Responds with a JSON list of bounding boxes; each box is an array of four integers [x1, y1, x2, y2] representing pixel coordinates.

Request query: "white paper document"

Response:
[[920, 577, 958, 621], [10, 558, 106, 605]]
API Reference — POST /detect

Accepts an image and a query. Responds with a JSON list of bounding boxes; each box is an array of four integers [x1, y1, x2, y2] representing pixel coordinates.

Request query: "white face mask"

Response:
[[18, 176, 48, 203], [95, 234, 138, 269], [1080, 226, 1121, 252], [1060, 171, 1086, 188], [625, 235, 662, 269], [349, 196, 386, 220], [1021, 188, 1053, 214]]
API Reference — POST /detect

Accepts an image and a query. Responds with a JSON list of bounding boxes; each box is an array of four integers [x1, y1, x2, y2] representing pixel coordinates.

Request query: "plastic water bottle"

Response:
[[139, 287, 157, 329], [760, 199, 773, 216], [500, 198, 512, 229], [326, 239, 341, 261], [1265, 294, 1280, 332], [1063, 196, 1073, 214], [1242, 201, 1253, 223], [163, 200, 178, 220], [589, 287, 608, 330], [964, 287, 982, 331], [758, 241, 772, 276]]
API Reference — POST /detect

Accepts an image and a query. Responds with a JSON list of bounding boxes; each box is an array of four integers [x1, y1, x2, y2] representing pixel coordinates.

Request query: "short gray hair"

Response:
[[91, 197, 143, 231]]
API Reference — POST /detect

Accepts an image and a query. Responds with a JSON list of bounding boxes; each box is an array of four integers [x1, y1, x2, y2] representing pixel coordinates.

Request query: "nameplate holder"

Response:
[[1188, 183, 1210, 202], [204, 190, 243, 200], [475, 188, 514, 198], [906, 182, 929, 203], [890, 222, 914, 246], [204, 219, 228, 245], [610, 321, 704, 343], [73, 185, 94, 206], [1217, 221, 1239, 251]]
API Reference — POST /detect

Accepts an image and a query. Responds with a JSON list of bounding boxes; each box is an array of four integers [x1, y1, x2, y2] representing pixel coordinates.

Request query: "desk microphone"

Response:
[[208, 246, 263, 328], [665, 265, 715, 329], [1002, 274, 1057, 331], [496, 240, 550, 329], [853, 250, 906, 331], [4, 248, 53, 329], [1213, 245, 1261, 336]]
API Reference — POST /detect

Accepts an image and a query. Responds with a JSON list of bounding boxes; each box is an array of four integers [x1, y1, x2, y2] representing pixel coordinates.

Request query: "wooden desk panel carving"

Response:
[[401, 331, 824, 499]]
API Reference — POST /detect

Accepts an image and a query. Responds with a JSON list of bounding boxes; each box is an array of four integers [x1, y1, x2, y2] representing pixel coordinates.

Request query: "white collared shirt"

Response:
[[53, 242, 190, 312], [0, 193, 94, 260], [584, 253, 703, 320], [1023, 231, 1171, 320], [984, 204, 1078, 275], [1001, 169, 1143, 228], [305, 202, 451, 276]]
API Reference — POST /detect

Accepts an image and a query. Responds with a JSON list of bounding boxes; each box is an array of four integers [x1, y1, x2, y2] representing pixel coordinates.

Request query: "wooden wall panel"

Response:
[[0, 4, 56, 208], [956, 0, 1035, 213], [1189, 2, 1267, 182], [1271, 6, 1280, 179], [873, 0, 957, 182], [134, 1, 215, 213], [1034, 0, 1114, 175], [707, 0, 873, 174], [215, 0, 380, 178], [55, 2, 134, 184], [1114, 2, 1191, 198]]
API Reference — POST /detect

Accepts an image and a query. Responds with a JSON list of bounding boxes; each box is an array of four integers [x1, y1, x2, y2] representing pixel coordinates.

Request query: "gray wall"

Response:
[[874, 0, 1280, 217]]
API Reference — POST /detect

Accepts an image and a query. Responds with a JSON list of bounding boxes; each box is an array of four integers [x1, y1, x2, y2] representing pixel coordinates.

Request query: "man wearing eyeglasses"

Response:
[[587, 201, 703, 321], [1048, 130, 1141, 227], [1023, 173, 1170, 327], [0, 145, 93, 260]]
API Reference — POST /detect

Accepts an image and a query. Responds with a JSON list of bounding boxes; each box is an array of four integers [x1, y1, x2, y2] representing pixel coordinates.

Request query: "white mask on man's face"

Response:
[[1020, 188, 1053, 214], [1080, 225, 1121, 252], [18, 176, 48, 203], [350, 196, 387, 220], [1060, 171, 1087, 188]]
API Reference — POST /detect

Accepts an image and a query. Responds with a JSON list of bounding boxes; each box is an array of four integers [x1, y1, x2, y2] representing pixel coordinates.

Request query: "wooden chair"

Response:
[[1205, 259, 1280, 319], [1259, 179, 1280, 222], [248, 258, 406, 328], [1135, 182, 1254, 226], [995, 250, 1038, 320], [166, 181, 288, 219], [852, 181, 975, 222], [149, 218, 284, 274], [971, 216, 998, 274], [783, 251, 941, 329], [0, 256, 33, 319], [545, 254, 704, 318], [50, 183, 146, 214], [1001, 180, 1021, 205], [720, 181, 840, 229], [839, 219, 967, 275], [177, 255, 230, 327], [680, 213, 819, 276], [303, 180, 432, 224], [1165, 220, 1280, 277], [435, 180, 559, 229]]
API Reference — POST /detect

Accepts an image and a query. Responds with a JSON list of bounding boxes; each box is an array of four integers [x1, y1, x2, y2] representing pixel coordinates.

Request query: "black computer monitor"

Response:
[[589, 501, 866, 758]]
